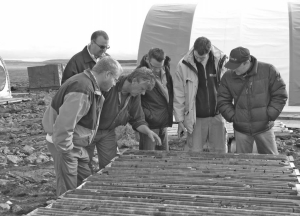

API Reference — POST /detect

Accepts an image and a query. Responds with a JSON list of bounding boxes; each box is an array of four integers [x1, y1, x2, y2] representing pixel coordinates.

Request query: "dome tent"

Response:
[[0, 56, 12, 99], [138, 0, 300, 106]]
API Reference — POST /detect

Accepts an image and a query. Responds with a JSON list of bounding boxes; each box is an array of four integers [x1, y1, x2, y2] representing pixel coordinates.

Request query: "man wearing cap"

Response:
[[217, 47, 288, 154], [173, 37, 228, 153]]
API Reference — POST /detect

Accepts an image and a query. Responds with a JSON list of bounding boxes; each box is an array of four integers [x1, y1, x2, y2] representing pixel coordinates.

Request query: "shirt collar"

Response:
[[87, 43, 98, 63]]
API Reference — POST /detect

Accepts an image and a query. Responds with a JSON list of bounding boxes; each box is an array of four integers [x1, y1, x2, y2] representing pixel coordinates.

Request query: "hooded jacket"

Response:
[[42, 69, 104, 153], [173, 46, 227, 133], [217, 56, 288, 135], [137, 55, 174, 129]]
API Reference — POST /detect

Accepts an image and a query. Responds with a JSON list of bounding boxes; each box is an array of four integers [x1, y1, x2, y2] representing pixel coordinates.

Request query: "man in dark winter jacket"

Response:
[[137, 48, 173, 151], [217, 47, 288, 154], [61, 30, 110, 84]]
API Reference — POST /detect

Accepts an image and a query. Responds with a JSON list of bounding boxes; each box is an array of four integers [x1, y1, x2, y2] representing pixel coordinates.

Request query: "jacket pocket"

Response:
[[73, 137, 89, 147]]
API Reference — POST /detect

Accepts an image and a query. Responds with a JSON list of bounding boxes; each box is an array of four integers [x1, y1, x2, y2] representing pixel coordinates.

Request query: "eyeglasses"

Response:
[[149, 62, 164, 71], [93, 41, 110, 50], [110, 73, 119, 83]]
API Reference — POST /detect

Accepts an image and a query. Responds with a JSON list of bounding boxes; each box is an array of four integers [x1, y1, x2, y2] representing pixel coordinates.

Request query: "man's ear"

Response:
[[132, 77, 138, 84], [105, 71, 110, 79]]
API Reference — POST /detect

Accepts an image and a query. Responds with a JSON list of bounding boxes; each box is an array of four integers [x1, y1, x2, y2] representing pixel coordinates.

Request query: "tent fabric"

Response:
[[288, 2, 300, 106], [137, 4, 197, 74], [138, 1, 299, 106], [0, 56, 12, 99]]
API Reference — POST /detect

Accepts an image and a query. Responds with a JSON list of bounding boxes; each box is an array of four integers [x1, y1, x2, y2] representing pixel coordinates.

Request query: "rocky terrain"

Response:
[[0, 60, 299, 215]]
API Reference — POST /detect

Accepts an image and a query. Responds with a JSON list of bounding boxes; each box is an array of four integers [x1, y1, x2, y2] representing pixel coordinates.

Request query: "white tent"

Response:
[[0, 56, 12, 99], [138, 0, 300, 106]]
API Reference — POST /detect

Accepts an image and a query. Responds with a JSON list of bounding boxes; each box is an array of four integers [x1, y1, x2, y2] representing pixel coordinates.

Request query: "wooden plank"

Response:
[[28, 150, 300, 215]]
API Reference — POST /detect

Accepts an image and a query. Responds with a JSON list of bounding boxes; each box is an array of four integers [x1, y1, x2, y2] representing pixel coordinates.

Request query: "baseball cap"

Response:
[[225, 47, 250, 70]]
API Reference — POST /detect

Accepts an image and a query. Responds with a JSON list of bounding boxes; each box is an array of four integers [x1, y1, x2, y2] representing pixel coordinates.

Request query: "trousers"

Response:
[[235, 128, 278, 154], [86, 129, 117, 171], [47, 142, 91, 196], [185, 114, 227, 153]]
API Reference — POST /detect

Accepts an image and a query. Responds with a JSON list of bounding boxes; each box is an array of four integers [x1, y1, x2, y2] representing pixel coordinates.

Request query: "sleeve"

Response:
[[52, 91, 91, 153], [217, 76, 235, 122], [142, 106, 153, 121], [267, 65, 288, 121], [61, 58, 79, 84], [173, 62, 185, 122], [128, 95, 148, 130]]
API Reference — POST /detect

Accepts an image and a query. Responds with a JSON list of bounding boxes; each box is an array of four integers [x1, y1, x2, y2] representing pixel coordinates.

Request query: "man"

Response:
[[137, 48, 173, 151], [42, 57, 122, 196], [173, 37, 227, 153], [217, 47, 287, 154], [61, 30, 110, 84], [86, 67, 162, 170]]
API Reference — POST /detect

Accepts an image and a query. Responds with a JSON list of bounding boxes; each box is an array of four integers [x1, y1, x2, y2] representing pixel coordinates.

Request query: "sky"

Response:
[[0, 0, 294, 62], [0, 0, 199, 61]]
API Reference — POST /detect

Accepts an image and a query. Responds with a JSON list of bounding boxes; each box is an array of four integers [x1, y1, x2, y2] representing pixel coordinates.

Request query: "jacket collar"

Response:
[[83, 69, 102, 96], [82, 46, 95, 64], [116, 76, 127, 92], [183, 45, 225, 71]]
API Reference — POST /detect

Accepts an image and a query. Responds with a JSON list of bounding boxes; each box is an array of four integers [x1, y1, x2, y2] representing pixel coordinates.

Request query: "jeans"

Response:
[[235, 128, 278, 154]]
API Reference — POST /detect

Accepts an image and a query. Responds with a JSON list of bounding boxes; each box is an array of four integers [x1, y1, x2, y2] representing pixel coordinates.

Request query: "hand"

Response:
[[177, 122, 187, 139], [148, 131, 162, 146]]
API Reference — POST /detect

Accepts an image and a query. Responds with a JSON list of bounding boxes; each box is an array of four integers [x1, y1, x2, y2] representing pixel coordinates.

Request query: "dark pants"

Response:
[[139, 127, 169, 151], [86, 129, 117, 171]]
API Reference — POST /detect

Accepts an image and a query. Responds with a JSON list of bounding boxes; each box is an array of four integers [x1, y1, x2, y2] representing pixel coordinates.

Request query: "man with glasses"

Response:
[[61, 30, 110, 84], [173, 37, 228, 153], [136, 48, 173, 151]]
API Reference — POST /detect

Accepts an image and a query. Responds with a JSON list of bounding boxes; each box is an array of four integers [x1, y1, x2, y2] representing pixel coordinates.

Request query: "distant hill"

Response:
[[42, 59, 69, 64], [42, 59, 137, 65], [4, 59, 137, 66]]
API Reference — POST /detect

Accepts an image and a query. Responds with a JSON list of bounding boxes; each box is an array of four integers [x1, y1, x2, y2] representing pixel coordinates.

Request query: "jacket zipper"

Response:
[[203, 67, 210, 115], [246, 80, 252, 135]]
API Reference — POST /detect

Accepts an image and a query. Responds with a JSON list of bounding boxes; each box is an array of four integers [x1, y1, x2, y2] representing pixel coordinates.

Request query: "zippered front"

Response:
[[203, 67, 211, 115], [245, 79, 252, 135]]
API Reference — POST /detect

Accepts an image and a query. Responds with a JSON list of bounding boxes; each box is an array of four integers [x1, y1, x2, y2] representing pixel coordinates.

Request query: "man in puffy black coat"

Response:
[[217, 47, 287, 154], [137, 48, 173, 151]]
